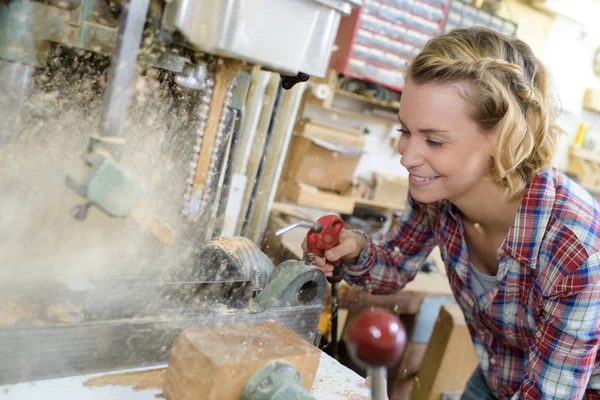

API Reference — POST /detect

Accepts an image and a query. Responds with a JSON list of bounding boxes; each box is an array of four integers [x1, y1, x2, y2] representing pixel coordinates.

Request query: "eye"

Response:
[[397, 128, 410, 136], [426, 139, 444, 148]]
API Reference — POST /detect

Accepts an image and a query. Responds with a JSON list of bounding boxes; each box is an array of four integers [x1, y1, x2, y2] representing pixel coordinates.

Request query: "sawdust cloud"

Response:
[[0, 44, 215, 297]]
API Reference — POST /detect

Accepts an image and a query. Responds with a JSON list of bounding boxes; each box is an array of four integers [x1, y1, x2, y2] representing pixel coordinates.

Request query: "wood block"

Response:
[[129, 204, 175, 246], [584, 88, 600, 113], [163, 322, 321, 400], [410, 304, 478, 400], [283, 182, 355, 214], [299, 120, 365, 148]]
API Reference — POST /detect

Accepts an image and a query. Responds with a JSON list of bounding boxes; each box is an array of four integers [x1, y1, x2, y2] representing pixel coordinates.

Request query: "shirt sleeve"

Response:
[[511, 253, 600, 400], [342, 193, 437, 295]]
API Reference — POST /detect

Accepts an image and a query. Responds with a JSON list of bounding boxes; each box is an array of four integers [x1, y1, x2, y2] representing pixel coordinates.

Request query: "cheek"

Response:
[[436, 144, 493, 178]]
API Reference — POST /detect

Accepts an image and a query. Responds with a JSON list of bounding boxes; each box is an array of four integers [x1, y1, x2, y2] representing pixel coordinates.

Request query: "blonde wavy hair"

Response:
[[406, 27, 560, 199]]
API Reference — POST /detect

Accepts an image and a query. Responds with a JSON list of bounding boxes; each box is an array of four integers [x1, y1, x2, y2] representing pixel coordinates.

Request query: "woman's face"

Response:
[[397, 78, 495, 204]]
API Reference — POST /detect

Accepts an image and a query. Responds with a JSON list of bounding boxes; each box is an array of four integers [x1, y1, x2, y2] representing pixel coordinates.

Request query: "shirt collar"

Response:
[[502, 169, 555, 268], [445, 169, 555, 268]]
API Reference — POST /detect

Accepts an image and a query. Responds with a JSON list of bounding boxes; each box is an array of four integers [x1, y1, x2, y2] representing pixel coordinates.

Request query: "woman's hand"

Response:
[[301, 229, 366, 277]]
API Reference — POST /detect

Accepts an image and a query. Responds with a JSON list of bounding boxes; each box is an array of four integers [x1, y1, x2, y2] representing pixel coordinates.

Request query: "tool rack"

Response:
[[329, 0, 450, 92]]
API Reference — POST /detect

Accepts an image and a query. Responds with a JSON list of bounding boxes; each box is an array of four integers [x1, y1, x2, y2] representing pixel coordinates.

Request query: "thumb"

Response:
[[325, 238, 358, 262]]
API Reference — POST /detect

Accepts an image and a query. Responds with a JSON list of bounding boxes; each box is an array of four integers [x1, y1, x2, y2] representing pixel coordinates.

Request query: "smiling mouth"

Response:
[[411, 175, 439, 182]]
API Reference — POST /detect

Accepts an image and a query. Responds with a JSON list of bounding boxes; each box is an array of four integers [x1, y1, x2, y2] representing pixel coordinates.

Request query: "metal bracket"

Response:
[[66, 155, 145, 218], [240, 361, 315, 400], [253, 260, 326, 311]]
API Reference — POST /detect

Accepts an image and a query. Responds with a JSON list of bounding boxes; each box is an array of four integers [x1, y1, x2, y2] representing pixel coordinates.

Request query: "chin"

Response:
[[409, 188, 445, 204]]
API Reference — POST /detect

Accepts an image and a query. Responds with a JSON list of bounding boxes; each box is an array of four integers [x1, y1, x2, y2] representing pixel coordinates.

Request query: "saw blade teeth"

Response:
[[183, 70, 236, 219]]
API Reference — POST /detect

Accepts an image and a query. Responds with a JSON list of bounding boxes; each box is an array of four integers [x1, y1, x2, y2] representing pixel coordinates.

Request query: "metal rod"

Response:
[[0, 59, 34, 147], [240, 83, 284, 237], [98, 0, 150, 138], [212, 107, 243, 238], [204, 107, 237, 240], [274, 221, 316, 237], [331, 282, 339, 360], [367, 366, 387, 400]]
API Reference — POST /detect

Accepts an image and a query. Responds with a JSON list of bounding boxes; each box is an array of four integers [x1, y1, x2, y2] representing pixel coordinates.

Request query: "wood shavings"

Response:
[[83, 368, 166, 391], [0, 297, 41, 326]]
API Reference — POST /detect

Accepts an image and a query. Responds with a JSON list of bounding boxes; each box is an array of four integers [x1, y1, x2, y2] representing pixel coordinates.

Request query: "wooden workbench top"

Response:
[[0, 351, 369, 400]]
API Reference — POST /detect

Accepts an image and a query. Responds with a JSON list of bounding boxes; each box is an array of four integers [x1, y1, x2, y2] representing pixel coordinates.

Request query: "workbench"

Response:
[[0, 351, 369, 400]]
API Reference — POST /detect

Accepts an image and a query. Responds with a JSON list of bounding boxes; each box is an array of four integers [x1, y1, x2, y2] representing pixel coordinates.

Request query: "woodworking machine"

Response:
[[0, 0, 360, 388]]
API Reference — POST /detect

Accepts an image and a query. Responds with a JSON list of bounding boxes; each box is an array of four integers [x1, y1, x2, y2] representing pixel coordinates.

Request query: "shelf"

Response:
[[373, 0, 445, 24], [417, 0, 448, 10], [354, 41, 412, 60], [309, 97, 399, 125], [343, 70, 404, 93], [358, 27, 423, 51], [334, 89, 401, 111], [351, 55, 406, 74], [364, 11, 439, 39]]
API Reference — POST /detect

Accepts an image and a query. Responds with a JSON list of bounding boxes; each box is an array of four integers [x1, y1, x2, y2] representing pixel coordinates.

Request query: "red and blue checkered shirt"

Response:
[[344, 168, 600, 399]]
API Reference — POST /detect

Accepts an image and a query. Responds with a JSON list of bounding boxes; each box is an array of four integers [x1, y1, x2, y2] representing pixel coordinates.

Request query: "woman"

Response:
[[307, 27, 600, 399]]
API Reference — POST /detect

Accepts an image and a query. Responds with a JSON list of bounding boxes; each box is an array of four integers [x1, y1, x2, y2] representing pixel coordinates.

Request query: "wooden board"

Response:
[[129, 204, 174, 246], [306, 118, 364, 137], [390, 342, 428, 400], [284, 183, 355, 214], [299, 120, 365, 149], [410, 304, 478, 400], [270, 202, 312, 221], [164, 322, 321, 400]]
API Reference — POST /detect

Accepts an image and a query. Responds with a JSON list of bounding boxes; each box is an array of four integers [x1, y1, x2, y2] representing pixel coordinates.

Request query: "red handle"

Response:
[[306, 215, 344, 266]]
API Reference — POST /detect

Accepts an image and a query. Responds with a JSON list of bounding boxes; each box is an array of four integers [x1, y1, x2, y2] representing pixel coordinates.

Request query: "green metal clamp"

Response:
[[241, 361, 316, 400]]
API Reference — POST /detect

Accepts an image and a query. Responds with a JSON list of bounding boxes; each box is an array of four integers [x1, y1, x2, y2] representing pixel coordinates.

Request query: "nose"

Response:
[[398, 137, 425, 170]]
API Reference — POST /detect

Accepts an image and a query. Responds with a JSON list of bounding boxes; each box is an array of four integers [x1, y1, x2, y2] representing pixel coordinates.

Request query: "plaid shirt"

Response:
[[344, 168, 600, 399]]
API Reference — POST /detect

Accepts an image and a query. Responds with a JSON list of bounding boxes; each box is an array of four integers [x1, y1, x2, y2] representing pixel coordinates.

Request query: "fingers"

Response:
[[305, 255, 334, 277], [301, 238, 308, 253], [312, 257, 333, 277]]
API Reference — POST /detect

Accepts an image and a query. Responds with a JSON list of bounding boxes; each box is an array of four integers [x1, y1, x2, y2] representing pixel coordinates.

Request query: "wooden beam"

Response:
[[410, 304, 478, 400]]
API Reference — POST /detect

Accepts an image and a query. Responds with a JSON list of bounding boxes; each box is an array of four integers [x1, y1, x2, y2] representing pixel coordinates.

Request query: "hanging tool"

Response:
[[275, 215, 345, 359]]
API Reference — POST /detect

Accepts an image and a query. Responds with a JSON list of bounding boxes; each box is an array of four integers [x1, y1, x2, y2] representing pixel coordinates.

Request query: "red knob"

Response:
[[345, 308, 407, 367]]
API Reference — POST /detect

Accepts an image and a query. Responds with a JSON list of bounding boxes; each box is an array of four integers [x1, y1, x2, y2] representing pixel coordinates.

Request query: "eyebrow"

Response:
[[398, 117, 449, 134]]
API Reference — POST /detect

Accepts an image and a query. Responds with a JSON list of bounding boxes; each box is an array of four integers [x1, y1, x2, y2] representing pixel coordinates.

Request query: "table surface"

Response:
[[0, 351, 369, 400]]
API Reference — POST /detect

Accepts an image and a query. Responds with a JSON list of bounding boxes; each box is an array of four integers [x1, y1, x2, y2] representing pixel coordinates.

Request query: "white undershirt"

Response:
[[470, 263, 497, 296]]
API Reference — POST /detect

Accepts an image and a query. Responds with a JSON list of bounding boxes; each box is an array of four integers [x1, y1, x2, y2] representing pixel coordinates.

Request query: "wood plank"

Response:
[[410, 304, 478, 400], [334, 89, 401, 111], [390, 342, 428, 400], [284, 183, 355, 214], [246, 81, 307, 243], [305, 118, 364, 136], [570, 147, 600, 164], [584, 88, 600, 114], [129, 204, 175, 246], [354, 197, 405, 211], [271, 202, 312, 221], [308, 97, 398, 125], [299, 121, 365, 149]]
